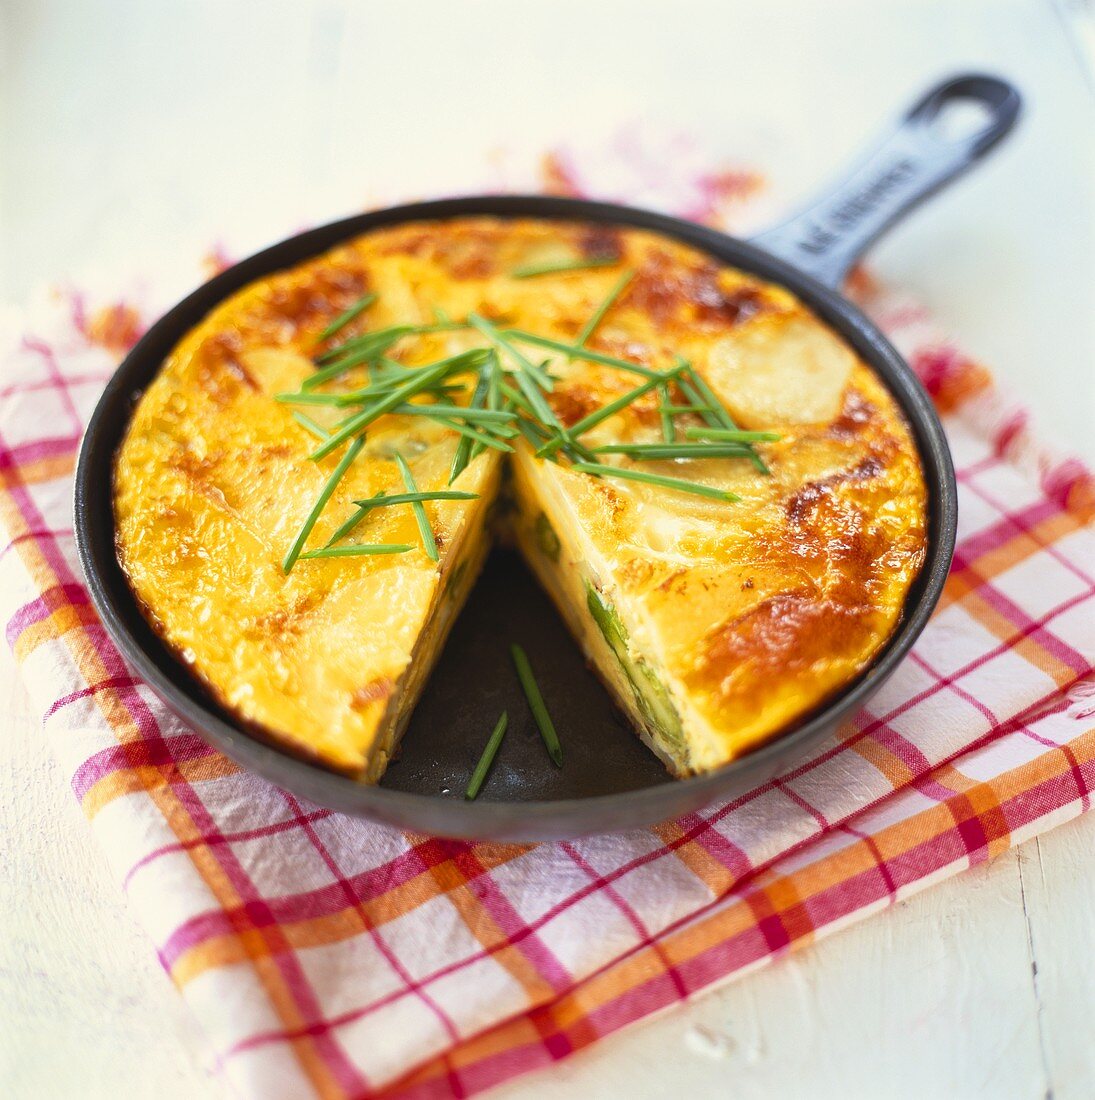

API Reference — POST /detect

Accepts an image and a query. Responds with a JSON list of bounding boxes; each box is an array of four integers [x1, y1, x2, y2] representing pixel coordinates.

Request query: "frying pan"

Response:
[[75, 74, 1020, 841]]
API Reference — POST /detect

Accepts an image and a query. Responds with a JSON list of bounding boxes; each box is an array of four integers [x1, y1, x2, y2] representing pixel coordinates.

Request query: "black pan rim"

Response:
[[74, 194, 958, 840]]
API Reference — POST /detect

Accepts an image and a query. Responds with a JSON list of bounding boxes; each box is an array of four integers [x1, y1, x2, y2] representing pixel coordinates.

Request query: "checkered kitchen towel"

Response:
[[2, 147, 1094, 1099]]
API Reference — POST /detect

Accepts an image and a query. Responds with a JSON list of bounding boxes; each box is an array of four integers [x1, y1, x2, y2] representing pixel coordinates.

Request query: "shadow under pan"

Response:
[[382, 548, 674, 801]]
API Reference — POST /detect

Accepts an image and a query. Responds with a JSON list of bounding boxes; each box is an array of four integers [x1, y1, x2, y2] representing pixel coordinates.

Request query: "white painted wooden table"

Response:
[[2, 2, 1093, 1097]]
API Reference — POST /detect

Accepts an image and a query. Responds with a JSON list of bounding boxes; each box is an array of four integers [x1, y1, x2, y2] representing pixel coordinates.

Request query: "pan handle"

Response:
[[750, 73, 1021, 287]]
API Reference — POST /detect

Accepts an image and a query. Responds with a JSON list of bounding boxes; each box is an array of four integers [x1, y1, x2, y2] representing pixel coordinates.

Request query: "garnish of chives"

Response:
[[392, 403, 517, 423], [299, 544, 412, 559], [683, 364, 769, 475], [353, 490, 479, 508], [290, 385, 469, 408], [324, 503, 370, 548], [576, 269, 634, 346], [591, 442, 754, 459], [292, 410, 330, 440], [394, 452, 438, 561], [498, 378, 536, 415], [469, 356, 502, 463], [510, 644, 563, 767], [681, 364, 736, 428], [465, 711, 508, 800], [283, 436, 365, 574], [318, 292, 378, 342], [511, 255, 619, 279], [572, 461, 741, 503], [468, 312, 553, 391], [310, 349, 489, 460], [325, 489, 479, 549], [414, 320, 474, 334], [514, 416, 551, 447], [487, 355, 502, 411], [657, 382, 674, 442], [276, 391, 351, 407], [502, 330, 660, 379], [511, 364, 594, 462], [431, 417, 515, 452], [684, 427, 782, 443], [510, 365, 557, 430], [314, 324, 412, 366], [317, 323, 465, 366], [536, 366, 682, 459], [303, 342, 404, 391], [673, 374, 712, 420], [450, 356, 492, 484]]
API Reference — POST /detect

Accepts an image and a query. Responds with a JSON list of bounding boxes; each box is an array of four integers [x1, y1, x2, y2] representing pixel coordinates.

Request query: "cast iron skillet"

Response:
[[75, 74, 1019, 841]]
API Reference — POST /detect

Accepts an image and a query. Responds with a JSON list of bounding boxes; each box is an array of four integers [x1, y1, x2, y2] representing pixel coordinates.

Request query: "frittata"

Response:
[[114, 217, 927, 780]]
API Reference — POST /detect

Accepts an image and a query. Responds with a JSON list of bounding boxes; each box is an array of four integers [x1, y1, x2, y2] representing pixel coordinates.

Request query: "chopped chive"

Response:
[[683, 364, 770, 474], [464, 712, 508, 800], [684, 426, 782, 443], [283, 392, 365, 415], [290, 384, 463, 409], [430, 416, 515, 452], [283, 436, 365, 573], [510, 644, 563, 767], [469, 356, 504, 462], [510, 364, 594, 462], [676, 375, 720, 428], [326, 489, 481, 548], [657, 382, 674, 442], [310, 349, 489, 460], [537, 367, 682, 459], [372, 356, 420, 377], [325, 488, 479, 549], [275, 391, 342, 406], [681, 365, 736, 428], [449, 433, 475, 481], [316, 323, 466, 365], [591, 442, 754, 459], [352, 490, 479, 508], [502, 330, 660, 379], [392, 402, 516, 424], [314, 324, 413, 365], [487, 355, 502, 411], [324, 503, 370, 547], [427, 322, 475, 334], [394, 452, 438, 561], [468, 312, 553, 391], [498, 378, 536, 415], [299, 543, 412, 559], [514, 415, 552, 447], [302, 347, 396, 391], [318, 292, 378, 342], [659, 403, 718, 414], [576, 269, 634, 346], [571, 461, 741, 503], [450, 364, 491, 484], [292, 410, 330, 440], [510, 363, 555, 425], [511, 254, 619, 279]]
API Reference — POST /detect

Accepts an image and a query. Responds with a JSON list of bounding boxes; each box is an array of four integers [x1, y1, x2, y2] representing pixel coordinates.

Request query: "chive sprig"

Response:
[[510, 644, 563, 767], [511, 255, 619, 279], [465, 712, 508, 800], [279, 275, 780, 571]]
